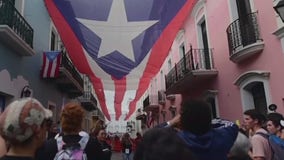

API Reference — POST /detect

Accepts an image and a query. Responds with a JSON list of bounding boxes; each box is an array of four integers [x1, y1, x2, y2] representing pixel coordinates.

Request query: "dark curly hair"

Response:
[[267, 112, 284, 129], [243, 109, 266, 125]]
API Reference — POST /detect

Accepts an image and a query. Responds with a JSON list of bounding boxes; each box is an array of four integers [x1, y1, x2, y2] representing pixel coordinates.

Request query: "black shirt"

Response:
[[96, 139, 112, 160], [36, 134, 103, 160]]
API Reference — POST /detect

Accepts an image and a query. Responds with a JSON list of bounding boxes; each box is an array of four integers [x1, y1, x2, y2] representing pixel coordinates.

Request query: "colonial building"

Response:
[[0, 0, 102, 132], [138, 0, 284, 127]]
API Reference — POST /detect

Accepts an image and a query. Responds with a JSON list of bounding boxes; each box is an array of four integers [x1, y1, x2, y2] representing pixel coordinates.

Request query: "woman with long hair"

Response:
[[121, 133, 133, 160]]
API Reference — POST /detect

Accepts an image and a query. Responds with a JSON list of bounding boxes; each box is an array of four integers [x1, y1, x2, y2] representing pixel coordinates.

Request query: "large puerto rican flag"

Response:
[[44, 0, 196, 121]]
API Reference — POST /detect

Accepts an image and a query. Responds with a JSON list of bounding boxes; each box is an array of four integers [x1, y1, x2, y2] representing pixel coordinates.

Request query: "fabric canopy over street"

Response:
[[44, 0, 196, 121]]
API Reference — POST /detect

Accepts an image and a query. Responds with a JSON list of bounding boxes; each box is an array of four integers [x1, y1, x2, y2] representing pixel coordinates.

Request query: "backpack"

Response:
[[53, 134, 89, 160], [255, 132, 284, 160]]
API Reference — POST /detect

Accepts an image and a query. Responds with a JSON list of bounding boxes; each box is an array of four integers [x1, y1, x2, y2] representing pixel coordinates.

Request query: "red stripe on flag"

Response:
[[54, 54, 61, 77], [45, 0, 111, 120], [112, 77, 126, 120], [125, 0, 197, 120], [46, 61, 53, 77]]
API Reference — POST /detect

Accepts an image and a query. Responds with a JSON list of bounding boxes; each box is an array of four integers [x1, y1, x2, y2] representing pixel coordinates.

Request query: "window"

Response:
[[160, 70, 164, 89], [198, 19, 211, 69], [236, 0, 256, 46], [236, 0, 252, 19], [168, 59, 172, 72], [244, 82, 267, 115], [50, 27, 61, 51], [203, 90, 219, 118], [50, 31, 56, 50], [234, 71, 271, 114], [179, 43, 185, 59]]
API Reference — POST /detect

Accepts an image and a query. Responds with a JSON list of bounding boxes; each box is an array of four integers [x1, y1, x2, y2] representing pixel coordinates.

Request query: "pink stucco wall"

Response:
[[150, 0, 284, 123]]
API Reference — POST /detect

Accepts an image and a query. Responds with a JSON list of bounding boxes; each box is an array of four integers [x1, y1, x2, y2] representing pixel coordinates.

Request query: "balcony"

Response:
[[0, 0, 35, 56], [226, 12, 264, 63], [78, 91, 97, 111], [55, 51, 84, 98], [165, 46, 218, 94], [143, 94, 159, 111], [158, 90, 166, 105]]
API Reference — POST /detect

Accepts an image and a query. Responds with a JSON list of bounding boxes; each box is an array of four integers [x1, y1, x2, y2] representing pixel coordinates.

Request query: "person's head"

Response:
[[92, 127, 107, 141], [61, 102, 85, 134], [122, 133, 131, 144], [123, 132, 130, 138], [243, 109, 266, 131], [180, 99, 212, 135], [136, 132, 142, 138], [134, 128, 197, 160], [266, 112, 284, 135], [0, 98, 52, 148]]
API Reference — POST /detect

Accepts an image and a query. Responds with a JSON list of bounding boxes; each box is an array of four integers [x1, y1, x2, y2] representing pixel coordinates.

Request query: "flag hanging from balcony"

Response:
[[44, 0, 196, 121], [41, 51, 61, 78]]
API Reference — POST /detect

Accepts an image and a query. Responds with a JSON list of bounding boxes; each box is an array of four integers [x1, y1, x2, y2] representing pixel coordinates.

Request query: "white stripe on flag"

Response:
[[50, 57, 58, 77]]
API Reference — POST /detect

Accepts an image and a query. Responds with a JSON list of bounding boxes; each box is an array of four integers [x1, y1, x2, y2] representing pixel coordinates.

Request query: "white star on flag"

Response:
[[77, 0, 158, 62]]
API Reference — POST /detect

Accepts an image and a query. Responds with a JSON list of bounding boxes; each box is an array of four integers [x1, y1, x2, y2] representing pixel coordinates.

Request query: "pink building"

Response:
[[137, 0, 284, 126]]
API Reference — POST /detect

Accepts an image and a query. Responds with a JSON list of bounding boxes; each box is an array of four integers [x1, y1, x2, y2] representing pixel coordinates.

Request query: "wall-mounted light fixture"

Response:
[[20, 85, 32, 98]]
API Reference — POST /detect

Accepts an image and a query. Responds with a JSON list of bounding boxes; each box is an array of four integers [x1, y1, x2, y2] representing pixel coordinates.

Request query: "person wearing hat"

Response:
[[0, 98, 52, 160]]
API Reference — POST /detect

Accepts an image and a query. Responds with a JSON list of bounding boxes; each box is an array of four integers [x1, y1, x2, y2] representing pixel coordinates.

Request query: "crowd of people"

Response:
[[0, 97, 284, 160]]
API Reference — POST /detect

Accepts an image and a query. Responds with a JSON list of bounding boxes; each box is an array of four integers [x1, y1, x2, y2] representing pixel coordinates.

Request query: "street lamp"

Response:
[[274, 0, 284, 22]]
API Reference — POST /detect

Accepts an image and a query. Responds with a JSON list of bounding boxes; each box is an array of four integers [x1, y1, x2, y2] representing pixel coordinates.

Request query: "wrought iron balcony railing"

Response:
[[61, 51, 84, 88], [0, 0, 34, 48], [226, 12, 262, 56], [165, 46, 214, 90], [79, 91, 98, 111], [143, 94, 159, 110]]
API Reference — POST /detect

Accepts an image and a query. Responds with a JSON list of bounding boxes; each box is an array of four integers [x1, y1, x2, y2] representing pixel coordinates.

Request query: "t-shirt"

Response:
[[251, 128, 273, 160], [97, 140, 112, 160], [0, 155, 34, 160]]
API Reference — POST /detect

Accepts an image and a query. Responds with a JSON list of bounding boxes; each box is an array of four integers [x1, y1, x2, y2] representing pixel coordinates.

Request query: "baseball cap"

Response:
[[0, 98, 52, 143]]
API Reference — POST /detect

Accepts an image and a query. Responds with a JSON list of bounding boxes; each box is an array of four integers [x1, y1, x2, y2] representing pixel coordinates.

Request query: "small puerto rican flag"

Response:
[[41, 51, 61, 78]]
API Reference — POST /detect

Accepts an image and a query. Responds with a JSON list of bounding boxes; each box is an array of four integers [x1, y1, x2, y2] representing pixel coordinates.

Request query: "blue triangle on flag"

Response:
[[45, 51, 60, 61]]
